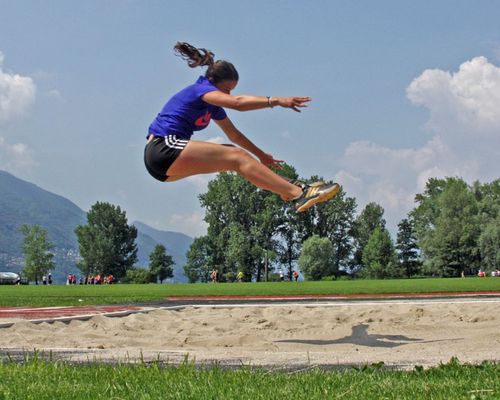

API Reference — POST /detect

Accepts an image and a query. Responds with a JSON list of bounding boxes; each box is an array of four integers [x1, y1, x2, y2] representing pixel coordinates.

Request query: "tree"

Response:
[[199, 172, 282, 281], [124, 267, 153, 284], [479, 214, 500, 271], [361, 227, 400, 279], [423, 180, 480, 276], [475, 179, 500, 271], [396, 217, 422, 277], [19, 224, 55, 284], [352, 202, 386, 272], [149, 244, 174, 283], [275, 167, 314, 280], [298, 235, 335, 280], [315, 190, 357, 275], [184, 236, 214, 283], [75, 202, 137, 279]]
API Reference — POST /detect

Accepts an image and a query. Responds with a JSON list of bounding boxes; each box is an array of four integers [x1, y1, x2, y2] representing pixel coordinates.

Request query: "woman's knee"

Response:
[[229, 147, 255, 170]]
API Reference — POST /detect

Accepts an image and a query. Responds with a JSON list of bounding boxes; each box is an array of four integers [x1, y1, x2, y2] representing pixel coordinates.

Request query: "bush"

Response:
[[123, 267, 154, 284]]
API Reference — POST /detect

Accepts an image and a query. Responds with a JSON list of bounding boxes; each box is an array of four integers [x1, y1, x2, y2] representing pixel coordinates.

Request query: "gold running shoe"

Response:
[[294, 182, 341, 213]]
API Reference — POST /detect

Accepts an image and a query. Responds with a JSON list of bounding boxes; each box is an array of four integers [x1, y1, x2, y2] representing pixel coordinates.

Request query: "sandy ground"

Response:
[[1, 299, 499, 369]]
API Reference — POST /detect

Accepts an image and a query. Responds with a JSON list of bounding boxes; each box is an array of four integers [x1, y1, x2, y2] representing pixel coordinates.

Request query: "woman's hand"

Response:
[[276, 96, 311, 112], [259, 152, 284, 169]]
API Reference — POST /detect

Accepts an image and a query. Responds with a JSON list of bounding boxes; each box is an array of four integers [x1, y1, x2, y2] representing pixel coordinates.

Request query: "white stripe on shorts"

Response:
[[165, 135, 188, 150]]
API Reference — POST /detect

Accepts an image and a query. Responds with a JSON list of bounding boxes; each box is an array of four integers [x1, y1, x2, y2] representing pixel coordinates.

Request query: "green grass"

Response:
[[0, 277, 498, 307], [0, 357, 497, 400]]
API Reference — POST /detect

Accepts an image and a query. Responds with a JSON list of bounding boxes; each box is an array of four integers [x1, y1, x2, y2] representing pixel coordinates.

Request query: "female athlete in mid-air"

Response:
[[144, 42, 339, 212]]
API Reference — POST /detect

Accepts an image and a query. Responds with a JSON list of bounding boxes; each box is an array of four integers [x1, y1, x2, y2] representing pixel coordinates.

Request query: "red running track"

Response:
[[165, 291, 500, 301]]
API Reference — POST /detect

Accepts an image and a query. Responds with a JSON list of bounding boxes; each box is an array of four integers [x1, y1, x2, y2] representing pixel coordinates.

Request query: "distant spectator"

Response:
[[210, 269, 218, 283], [237, 271, 244, 282], [48, 273, 52, 285], [279, 270, 284, 281], [292, 271, 299, 282], [478, 270, 486, 278], [42, 275, 47, 285]]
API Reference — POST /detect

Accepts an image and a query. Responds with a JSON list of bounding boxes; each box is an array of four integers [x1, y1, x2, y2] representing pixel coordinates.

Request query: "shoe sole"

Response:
[[296, 184, 341, 213]]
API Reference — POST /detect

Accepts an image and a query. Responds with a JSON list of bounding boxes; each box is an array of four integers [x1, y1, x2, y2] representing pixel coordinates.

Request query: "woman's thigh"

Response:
[[166, 140, 247, 180]]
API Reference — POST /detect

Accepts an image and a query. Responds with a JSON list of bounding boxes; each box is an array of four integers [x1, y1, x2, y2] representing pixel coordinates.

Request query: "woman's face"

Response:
[[216, 79, 238, 94]]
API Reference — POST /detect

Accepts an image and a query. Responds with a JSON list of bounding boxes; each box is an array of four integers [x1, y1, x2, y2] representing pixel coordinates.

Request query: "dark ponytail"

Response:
[[174, 42, 214, 67], [174, 41, 239, 84]]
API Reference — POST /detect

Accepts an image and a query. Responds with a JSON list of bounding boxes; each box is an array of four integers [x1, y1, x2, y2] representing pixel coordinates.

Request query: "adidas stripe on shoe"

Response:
[[294, 182, 341, 213]]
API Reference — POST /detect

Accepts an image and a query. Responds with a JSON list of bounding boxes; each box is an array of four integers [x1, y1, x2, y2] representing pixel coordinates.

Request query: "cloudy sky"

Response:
[[1, 1, 499, 237]]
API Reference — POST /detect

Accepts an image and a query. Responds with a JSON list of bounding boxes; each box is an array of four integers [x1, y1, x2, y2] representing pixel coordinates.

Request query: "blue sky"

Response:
[[1, 0, 499, 237]]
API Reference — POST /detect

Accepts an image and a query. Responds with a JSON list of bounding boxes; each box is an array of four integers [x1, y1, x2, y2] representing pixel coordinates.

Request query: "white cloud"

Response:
[[407, 56, 500, 135], [168, 211, 207, 238], [336, 137, 458, 218], [186, 173, 217, 191], [0, 136, 37, 170], [0, 52, 36, 124], [337, 56, 500, 232]]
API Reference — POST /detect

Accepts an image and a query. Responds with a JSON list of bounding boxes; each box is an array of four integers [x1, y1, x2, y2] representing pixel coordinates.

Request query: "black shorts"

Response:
[[144, 135, 189, 182]]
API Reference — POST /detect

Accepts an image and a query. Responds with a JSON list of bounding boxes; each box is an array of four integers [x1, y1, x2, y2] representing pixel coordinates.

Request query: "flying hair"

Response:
[[173, 41, 239, 84], [174, 42, 215, 68]]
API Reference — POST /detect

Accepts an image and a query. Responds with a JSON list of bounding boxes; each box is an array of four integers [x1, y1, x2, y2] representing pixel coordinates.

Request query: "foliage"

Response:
[[351, 202, 386, 272], [190, 168, 498, 281], [123, 267, 154, 284], [75, 202, 138, 279], [396, 217, 422, 277], [411, 178, 485, 277], [199, 172, 282, 282], [148, 244, 174, 283], [298, 235, 336, 280], [184, 236, 214, 283], [19, 224, 55, 284], [479, 214, 500, 271], [315, 190, 357, 274], [361, 227, 401, 279]]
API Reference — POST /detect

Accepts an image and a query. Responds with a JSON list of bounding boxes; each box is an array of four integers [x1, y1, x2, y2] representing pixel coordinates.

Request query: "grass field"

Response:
[[1, 279, 499, 399], [0, 357, 497, 400], [0, 277, 499, 307]]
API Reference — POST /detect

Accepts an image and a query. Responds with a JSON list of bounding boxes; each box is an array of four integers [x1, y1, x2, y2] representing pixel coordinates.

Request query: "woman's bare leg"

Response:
[[166, 141, 302, 200]]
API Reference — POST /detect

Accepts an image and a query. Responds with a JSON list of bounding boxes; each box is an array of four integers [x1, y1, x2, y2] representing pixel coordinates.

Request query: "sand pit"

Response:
[[1, 299, 499, 368]]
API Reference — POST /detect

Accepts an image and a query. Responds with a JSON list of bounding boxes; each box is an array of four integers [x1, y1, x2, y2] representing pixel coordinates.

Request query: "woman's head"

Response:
[[174, 42, 239, 86]]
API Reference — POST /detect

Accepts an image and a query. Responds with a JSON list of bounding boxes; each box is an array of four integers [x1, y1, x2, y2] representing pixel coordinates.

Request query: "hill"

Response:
[[0, 170, 192, 282]]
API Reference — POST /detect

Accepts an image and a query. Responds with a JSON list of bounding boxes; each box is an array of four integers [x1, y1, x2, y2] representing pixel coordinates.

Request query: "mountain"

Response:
[[0, 170, 85, 258], [0, 170, 192, 283]]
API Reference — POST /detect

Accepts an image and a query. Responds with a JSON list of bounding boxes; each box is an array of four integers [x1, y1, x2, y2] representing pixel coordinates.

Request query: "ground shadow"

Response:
[[276, 324, 450, 348]]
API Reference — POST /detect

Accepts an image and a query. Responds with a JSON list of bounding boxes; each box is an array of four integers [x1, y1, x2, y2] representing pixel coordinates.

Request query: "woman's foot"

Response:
[[293, 182, 341, 212]]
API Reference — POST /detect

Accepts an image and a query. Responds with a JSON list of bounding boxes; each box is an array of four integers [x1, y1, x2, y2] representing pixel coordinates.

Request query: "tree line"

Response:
[[18, 168, 499, 284], [184, 168, 499, 282], [19, 202, 174, 284]]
